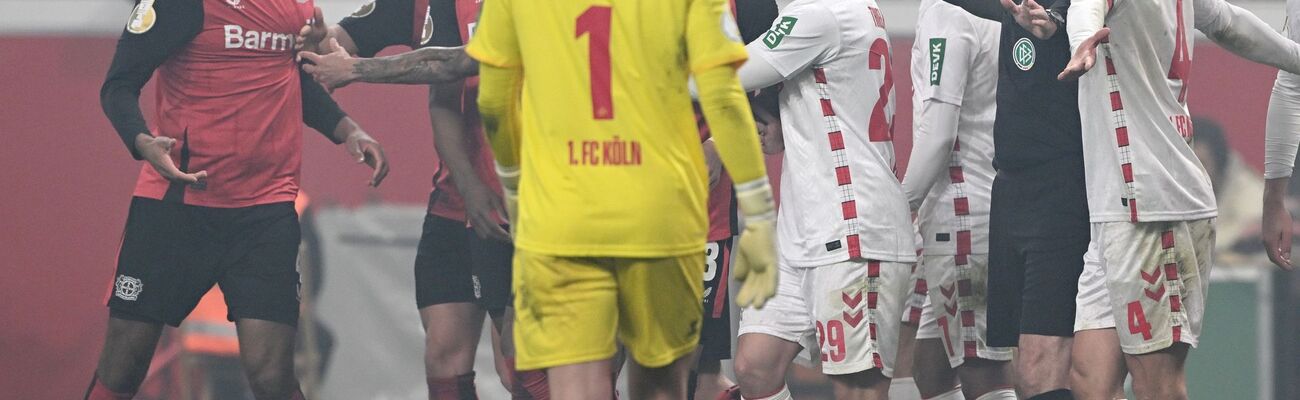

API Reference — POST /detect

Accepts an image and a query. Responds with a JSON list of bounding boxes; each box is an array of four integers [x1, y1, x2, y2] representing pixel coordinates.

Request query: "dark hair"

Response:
[[1192, 117, 1229, 180]]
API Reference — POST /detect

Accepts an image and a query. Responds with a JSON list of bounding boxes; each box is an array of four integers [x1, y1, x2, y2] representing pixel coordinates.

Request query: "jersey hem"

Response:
[[1088, 209, 1217, 223], [131, 193, 297, 209], [782, 250, 917, 268], [514, 240, 705, 258]]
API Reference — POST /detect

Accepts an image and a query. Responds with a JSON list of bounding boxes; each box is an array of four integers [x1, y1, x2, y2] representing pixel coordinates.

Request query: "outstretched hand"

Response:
[[300, 39, 357, 92], [344, 130, 389, 187], [1264, 182, 1296, 270], [135, 134, 209, 185], [1002, 0, 1058, 40], [1059, 28, 1111, 81]]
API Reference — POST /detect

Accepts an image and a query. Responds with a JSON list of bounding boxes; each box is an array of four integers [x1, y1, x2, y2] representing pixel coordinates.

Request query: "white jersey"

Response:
[[1072, 0, 1217, 223], [751, 0, 914, 266], [907, 0, 999, 255]]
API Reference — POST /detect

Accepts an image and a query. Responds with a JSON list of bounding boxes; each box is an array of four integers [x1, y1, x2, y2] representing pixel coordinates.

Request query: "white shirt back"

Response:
[[752, 0, 914, 266], [909, 0, 999, 255], [1076, 0, 1217, 223]]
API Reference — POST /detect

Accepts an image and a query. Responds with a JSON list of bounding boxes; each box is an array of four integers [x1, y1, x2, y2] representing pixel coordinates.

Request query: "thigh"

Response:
[[737, 261, 817, 362], [699, 238, 735, 363], [109, 197, 222, 327], [1098, 219, 1214, 355], [806, 260, 910, 377], [219, 202, 301, 326], [513, 251, 618, 371], [615, 254, 704, 369], [414, 214, 476, 309], [468, 226, 514, 315]]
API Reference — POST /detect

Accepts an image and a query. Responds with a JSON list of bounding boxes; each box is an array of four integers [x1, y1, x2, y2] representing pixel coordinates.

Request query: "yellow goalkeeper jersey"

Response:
[[466, 0, 749, 257]]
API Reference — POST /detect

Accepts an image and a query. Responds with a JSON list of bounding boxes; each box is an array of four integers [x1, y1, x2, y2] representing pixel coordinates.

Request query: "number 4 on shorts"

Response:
[[1127, 301, 1153, 340]]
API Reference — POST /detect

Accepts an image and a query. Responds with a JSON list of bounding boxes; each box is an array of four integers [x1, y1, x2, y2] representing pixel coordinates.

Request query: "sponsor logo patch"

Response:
[[115, 275, 143, 301], [929, 38, 947, 86], [1013, 37, 1036, 71], [126, 0, 157, 34], [762, 16, 799, 49]]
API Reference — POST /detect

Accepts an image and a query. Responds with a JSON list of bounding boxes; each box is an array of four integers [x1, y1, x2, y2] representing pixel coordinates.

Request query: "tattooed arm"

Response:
[[300, 41, 478, 90]]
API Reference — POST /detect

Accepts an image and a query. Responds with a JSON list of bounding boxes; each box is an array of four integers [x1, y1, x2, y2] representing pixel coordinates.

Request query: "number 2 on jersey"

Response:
[[576, 6, 614, 120], [867, 39, 894, 142]]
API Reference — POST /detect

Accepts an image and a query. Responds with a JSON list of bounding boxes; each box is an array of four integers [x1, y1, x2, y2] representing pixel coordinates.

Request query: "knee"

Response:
[[245, 364, 298, 399], [732, 353, 779, 390], [1131, 377, 1186, 400]]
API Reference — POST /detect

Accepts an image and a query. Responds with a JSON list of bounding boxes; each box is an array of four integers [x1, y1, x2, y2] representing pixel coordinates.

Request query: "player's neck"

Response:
[[776, 0, 795, 10]]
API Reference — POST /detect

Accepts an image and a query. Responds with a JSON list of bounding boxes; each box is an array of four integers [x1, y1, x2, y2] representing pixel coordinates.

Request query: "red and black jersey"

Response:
[[101, 0, 346, 208], [337, 0, 494, 223]]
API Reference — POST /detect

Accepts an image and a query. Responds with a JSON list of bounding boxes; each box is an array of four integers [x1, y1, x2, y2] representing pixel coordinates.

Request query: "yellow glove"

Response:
[[733, 178, 778, 309], [496, 163, 520, 236]]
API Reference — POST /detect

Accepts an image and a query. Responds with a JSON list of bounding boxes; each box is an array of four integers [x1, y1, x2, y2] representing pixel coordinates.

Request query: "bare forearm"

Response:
[[429, 84, 484, 191], [353, 47, 478, 85]]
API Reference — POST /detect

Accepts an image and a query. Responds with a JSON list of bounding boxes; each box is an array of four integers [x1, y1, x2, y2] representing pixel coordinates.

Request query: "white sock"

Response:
[[926, 387, 966, 400], [743, 384, 793, 400], [889, 377, 923, 400], [974, 388, 1017, 400]]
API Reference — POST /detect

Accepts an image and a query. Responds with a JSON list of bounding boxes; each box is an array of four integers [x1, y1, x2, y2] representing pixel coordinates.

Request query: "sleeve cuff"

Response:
[[465, 45, 520, 68]]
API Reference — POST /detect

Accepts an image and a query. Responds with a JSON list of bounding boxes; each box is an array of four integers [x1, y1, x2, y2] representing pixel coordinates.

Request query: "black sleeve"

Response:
[[337, 0, 417, 57], [942, 0, 1009, 22], [735, 0, 779, 44], [100, 0, 203, 160], [300, 69, 348, 144], [1048, 0, 1069, 23], [425, 0, 463, 47]]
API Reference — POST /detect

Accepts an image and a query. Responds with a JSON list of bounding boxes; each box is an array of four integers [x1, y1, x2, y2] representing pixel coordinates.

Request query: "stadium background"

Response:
[[1, 1, 1297, 398]]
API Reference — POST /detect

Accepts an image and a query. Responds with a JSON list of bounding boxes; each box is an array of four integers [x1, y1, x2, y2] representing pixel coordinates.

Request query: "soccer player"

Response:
[[938, 0, 1087, 398], [1060, 0, 1300, 398], [719, 0, 916, 399], [295, 1, 547, 398], [1264, 0, 1300, 273], [88, 1, 388, 400], [902, 0, 1015, 399], [468, 0, 779, 398]]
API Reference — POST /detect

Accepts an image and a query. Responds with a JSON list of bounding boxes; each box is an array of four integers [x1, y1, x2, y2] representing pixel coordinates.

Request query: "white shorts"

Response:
[[1074, 219, 1215, 354], [738, 259, 911, 376], [920, 254, 1014, 367], [916, 296, 942, 340], [902, 262, 929, 325]]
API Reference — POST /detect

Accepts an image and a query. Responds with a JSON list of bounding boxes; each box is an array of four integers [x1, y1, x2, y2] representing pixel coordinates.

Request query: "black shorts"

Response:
[[413, 214, 513, 313], [986, 161, 1090, 347], [108, 197, 301, 327], [699, 238, 734, 362]]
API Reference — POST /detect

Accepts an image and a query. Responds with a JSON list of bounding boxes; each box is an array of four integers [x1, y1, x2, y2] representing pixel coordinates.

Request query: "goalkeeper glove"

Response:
[[733, 178, 778, 309], [496, 163, 520, 235]]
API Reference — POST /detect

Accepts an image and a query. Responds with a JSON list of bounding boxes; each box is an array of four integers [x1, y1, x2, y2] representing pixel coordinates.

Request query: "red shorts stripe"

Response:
[[820, 99, 835, 116], [1110, 92, 1124, 111], [1116, 127, 1130, 147]]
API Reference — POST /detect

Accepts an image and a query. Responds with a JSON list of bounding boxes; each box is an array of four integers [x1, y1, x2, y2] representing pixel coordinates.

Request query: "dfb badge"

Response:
[[126, 0, 157, 34]]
